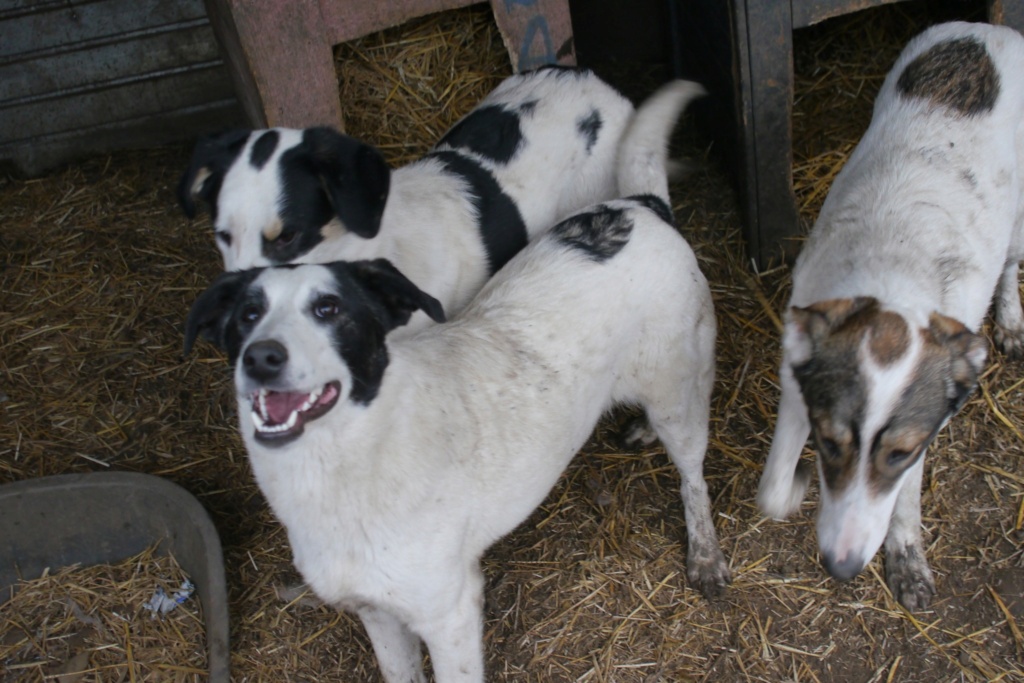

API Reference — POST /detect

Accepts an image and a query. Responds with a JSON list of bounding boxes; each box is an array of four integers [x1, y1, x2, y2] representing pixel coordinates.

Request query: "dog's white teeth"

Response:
[[300, 386, 323, 412], [258, 388, 269, 418], [251, 406, 300, 434]]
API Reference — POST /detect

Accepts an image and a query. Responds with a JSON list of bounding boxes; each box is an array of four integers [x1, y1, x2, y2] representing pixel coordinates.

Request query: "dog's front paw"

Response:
[[687, 546, 731, 600], [886, 546, 936, 611], [994, 323, 1024, 359], [757, 460, 811, 520]]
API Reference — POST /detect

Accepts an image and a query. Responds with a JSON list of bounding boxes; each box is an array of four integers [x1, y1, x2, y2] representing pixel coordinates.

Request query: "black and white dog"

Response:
[[757, 22, 1024, 610], [179, 67, 640, 327], [185, 81, 728, 683]]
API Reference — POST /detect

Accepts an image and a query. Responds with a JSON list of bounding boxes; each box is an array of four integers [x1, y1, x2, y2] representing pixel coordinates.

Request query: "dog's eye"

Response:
[[886, 448, 914, 468], [276, 229, 297, 246], [216, 230, 232, 246], [313, 296, 341, 319], [241, 305, 263, 324], [818, 437, 842, 462]]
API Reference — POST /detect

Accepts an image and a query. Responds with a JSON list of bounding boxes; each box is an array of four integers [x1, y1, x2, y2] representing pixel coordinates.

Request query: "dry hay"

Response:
[[1, 1, 1022, 682], [334, 5, 512, 166], [1, 547, 205, 682]]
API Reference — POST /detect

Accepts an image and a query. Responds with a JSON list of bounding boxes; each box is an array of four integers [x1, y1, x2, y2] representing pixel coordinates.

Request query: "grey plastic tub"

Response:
[[0, 471, 229, 682]]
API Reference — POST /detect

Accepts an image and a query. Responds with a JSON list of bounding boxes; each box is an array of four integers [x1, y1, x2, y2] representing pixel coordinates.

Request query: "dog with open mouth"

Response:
[[757, 22, 1024, 611], [185, 81, 728, 683]]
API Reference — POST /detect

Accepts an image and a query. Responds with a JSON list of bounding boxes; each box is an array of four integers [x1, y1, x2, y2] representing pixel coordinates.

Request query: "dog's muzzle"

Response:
[[821, 550, 866, 582], [250, 381, 341, 445]]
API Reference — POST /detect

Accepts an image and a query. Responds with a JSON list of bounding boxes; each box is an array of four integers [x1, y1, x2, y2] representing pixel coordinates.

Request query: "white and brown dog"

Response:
[[179, 67, 639, 328], [185, 81, 728, 683], [757, 22, 1024, 610]]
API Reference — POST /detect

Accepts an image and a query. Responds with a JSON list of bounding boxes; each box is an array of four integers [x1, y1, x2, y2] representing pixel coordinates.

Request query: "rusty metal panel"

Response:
[[0, 0, 243, 175]]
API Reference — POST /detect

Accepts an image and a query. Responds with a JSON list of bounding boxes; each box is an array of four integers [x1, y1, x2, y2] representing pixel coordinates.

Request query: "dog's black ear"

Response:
[[344, 259, 446, 331], [178, 129, 251, 218], [184, 269, 258, 357], [303, 127, 391, 239]]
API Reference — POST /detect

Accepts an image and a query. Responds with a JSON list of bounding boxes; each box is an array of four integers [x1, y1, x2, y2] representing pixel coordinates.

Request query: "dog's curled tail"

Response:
[[615, 80, 706, 204]]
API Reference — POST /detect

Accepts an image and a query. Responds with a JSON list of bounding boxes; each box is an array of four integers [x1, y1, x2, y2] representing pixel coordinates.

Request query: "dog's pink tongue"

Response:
[[263, 391, 309, 425]]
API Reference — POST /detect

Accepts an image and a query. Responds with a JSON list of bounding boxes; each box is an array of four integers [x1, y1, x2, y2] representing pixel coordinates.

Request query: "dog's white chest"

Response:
[[244, 425, 439, 611]]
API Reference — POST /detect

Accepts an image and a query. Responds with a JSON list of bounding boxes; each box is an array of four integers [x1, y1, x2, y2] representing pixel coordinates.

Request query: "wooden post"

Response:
[[204, 0, 576, 132], [204, 0, 343, 129]]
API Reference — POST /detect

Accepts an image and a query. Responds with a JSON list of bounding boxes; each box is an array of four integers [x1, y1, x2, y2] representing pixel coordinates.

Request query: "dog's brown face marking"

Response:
[[866, 342, 945, 494], [867, 314, 984, 492], [263, 217, 284, 242], [320, 217, 346, 241], [791, 299, 887, 492], [793, 301, 987, 498], [866, 309, 910, 365], [896, 37, 1000, 117]]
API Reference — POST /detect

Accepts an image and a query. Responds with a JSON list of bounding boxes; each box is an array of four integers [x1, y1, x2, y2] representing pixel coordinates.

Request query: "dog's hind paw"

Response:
[[619, 414, 659, 448], [687, 547, 732, 600], [994, 323, 1024, 359], [886, 546, 935, 612]]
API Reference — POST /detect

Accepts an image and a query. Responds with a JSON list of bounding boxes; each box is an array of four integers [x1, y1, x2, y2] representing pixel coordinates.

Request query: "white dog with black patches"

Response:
[[179, 67, 639, 327], [757, 22, 1024, 610], [185, 81, 729, 683]]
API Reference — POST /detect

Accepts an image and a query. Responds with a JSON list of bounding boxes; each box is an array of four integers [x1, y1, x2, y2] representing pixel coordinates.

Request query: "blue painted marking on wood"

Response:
[[517, 15, 556, 70]]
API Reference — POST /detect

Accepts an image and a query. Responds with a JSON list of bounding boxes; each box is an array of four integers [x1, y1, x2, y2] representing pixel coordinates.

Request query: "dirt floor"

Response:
[[2, 1, 1023, 682]]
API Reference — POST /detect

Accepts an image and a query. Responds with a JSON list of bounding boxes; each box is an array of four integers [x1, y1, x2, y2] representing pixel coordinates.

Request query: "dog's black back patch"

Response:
[[576, 109, 602, 154], [427, 150, 528, 275], [436, 105, 523, 165], [627, 194, 674, 226], [896, 36, 1000, 117], [249, 130, 280, 170], [550, 205, 633, 262]]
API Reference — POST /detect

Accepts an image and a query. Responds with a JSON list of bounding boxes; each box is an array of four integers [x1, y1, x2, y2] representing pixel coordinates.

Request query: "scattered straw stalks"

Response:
[[335, 5, 512, 166], [1, 1, 1022, 682], [0, 547, 205, 682]]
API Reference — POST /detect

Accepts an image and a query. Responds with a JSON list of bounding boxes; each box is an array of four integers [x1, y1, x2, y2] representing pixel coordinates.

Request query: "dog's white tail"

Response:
[[615, 80, 706, 203]]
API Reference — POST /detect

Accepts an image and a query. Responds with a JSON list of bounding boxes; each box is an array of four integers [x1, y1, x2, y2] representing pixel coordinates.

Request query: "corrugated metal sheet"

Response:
[[0, 0, 243, 175]]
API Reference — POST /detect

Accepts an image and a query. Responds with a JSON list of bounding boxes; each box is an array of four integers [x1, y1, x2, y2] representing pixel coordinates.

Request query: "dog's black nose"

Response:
[[243, 340, 288, 381], [821, 551, 865, 582]]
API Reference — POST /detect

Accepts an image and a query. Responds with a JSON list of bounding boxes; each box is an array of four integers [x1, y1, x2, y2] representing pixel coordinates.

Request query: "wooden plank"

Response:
[[0, 0, 207, 59], [321, 0, 478, 44], [490, 0, 575, 71], [204, 0, 341, 129], [1, 99, 241, 178], [0, 0, 78, 14], [738, 0, 801, 266], [791, 0, 905, 29], [2, 67, 236, 142], [0, 24, 222, 102], [988, 0, 1024, 32]]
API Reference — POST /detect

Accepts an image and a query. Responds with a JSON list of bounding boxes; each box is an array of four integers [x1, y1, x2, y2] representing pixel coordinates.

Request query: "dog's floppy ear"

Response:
[[785, 297, 878, 364], [344, 259, 446, 331], [303, 127, 391, 239], [184, 269, 258, 357], [928, 312, 988, 414], [178, 129, 251, 218]]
